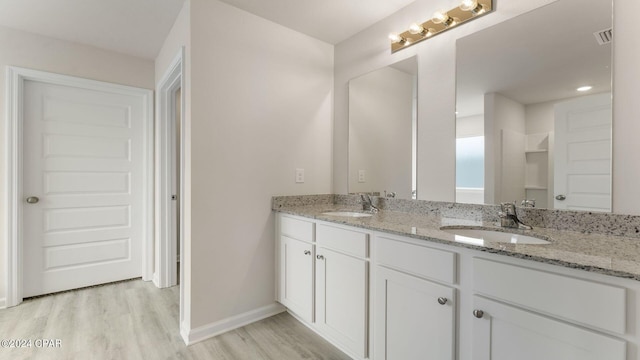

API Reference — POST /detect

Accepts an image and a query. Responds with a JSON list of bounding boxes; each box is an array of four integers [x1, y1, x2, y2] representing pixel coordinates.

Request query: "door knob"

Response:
[[26, 196, 39, 204], [555, 194, 566, 201]]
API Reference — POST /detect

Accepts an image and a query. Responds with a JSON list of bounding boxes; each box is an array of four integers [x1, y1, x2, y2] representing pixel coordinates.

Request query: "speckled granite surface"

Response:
[[272, 195, 640, 281]]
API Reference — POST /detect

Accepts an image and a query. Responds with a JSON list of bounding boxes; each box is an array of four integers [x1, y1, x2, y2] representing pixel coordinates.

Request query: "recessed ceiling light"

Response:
[[577, 86, 593, 92]]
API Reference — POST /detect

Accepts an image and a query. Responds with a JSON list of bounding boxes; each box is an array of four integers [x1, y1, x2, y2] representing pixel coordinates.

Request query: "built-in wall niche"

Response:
[[525, 132, 551, 209], [455, 0, 612, 211]]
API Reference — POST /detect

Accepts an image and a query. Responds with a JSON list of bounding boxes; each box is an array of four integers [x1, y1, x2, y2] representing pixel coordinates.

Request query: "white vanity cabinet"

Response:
[[470, 258, 627, 360], [275, 212, 639, 360], [373, 235, 457, 360], [315, 223, 369, 359], [276, 214, 370, 359], [277, 214, 315, 323]]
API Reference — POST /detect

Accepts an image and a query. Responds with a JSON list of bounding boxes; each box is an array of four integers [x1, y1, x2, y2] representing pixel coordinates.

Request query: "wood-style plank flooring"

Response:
[[0, 279, 351, 360]]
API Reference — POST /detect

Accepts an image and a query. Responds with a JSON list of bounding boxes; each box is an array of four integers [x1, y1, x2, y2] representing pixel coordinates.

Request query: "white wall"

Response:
[[334, 0, 640, 214], [0, 25, 154, 305], [525, 101, 555, 135], [613, 0, 640, 215], [349, 66, 413, 198], [456, 114, 484, 138], [188, 0, 333, 330]]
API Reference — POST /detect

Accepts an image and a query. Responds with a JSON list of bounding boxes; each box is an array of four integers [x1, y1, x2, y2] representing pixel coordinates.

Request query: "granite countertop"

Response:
[[275, 203, 640, 281]]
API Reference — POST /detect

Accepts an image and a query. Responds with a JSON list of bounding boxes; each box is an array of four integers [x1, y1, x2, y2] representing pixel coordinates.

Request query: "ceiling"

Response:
[[455, 0, 612, 117], [0, 0, 416, 60], [216, 0, 416, 44], [0, 0, 186, 59]]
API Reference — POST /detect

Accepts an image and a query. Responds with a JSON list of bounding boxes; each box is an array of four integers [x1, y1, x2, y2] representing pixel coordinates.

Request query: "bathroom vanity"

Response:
[[273, 195, 640, 360]]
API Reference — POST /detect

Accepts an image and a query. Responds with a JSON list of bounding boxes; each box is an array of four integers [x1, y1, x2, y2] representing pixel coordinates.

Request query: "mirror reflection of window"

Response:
[[456, 114, 485, 204], [456, 136, 484, 204]]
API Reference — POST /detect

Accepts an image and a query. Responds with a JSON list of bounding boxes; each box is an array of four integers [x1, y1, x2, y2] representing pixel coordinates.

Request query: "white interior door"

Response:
[[23, 79, 145, 297], [554, 93, 611, 212]]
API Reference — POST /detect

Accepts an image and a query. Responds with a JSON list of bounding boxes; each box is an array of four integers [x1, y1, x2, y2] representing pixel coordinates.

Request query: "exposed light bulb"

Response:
[[388, 33, 405, 44], [431, 10, 450, 24], [577, 86, 593, 92], [409, 23, 425, 35], [460, 0, 485, 14], [460, 0, 478, 11]]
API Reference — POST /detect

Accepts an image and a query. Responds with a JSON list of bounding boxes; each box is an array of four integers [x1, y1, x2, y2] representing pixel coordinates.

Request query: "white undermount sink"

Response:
[[440, 227, 550, 245], [321, 211, 373, 218]]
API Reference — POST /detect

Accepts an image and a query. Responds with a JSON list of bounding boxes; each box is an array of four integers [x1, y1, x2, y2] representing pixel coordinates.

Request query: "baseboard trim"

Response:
[[184, 302, 285, 345], [0, 297, 6, 309], [152, 272, 160, 287], [180, 322, 190, 345]]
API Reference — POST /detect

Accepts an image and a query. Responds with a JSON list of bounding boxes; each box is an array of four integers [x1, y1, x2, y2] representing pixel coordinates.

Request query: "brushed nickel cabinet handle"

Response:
[[473, 310, 484, 318], [437, 297, 448, 305], [304, 250, 311, 255]]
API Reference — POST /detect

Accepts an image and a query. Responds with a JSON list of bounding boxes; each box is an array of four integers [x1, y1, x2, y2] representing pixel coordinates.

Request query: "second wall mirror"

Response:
[[348, 56, 418, 199]]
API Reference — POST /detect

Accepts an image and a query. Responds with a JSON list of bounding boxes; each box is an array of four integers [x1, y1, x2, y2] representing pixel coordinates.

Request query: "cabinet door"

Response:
[[316, 247, 367, 358], [374, 266, 455, 360], [472, 295, 626, 360], [279, 236, 314, 322]]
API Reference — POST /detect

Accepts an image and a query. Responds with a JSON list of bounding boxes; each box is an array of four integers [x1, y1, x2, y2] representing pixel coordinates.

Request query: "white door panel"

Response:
[[554, 93, 611, 212], [23, 80, 144, 297]]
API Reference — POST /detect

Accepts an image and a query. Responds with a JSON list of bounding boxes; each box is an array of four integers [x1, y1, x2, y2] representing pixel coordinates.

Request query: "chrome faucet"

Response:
[[360, 194, 379, 213], [498, 202, 532, 230], [521, 199, 536, 208]]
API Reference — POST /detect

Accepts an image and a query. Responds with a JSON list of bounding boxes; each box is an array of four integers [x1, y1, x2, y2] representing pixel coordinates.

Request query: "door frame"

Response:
[[155, 48, 184, 289], [4, 66, 154, 307]]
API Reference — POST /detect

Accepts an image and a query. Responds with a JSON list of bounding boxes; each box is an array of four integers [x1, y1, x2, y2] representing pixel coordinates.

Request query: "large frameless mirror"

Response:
[[455, 0, 612, 211]]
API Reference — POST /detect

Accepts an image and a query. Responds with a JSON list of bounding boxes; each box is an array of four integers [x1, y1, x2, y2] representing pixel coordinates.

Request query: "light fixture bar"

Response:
[[390, 0, 493, 53]]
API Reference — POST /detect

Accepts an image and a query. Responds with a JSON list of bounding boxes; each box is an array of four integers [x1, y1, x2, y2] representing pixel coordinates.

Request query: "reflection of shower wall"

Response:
[[349, 67, 413, 198], [485, 93, 526, 204]]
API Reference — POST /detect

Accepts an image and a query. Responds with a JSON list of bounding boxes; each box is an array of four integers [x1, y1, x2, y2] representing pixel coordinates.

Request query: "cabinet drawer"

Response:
[[473, 258, 626, 334], [316, 223, 368, 258], [376, 235, 456, 284], [280, 215, 314, 243]]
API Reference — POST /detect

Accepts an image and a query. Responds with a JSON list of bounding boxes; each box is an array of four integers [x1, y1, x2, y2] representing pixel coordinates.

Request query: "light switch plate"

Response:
[[358, 170, 366, 183], [295, 168, 305, 183]]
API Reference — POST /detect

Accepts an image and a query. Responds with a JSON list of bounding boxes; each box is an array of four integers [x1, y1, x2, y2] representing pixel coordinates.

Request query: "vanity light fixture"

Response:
[[577, 85, 593, 92], [390, 0, 493, 53]]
